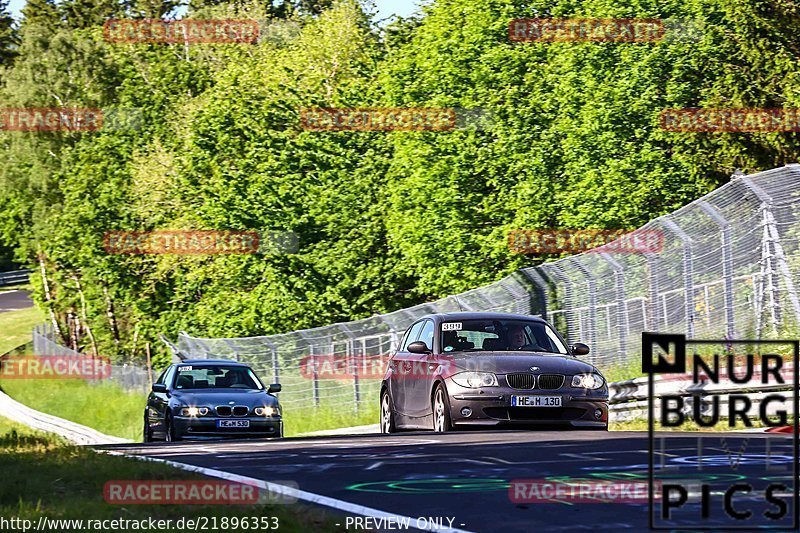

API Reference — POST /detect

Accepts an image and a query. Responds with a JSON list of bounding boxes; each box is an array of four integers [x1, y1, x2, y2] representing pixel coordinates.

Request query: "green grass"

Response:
[[0, 416, 339, 532], [0, 305, 44, 355], [283, 402, 379, 436], [601, 357, 644, 384], [0, 379, 145, 441]]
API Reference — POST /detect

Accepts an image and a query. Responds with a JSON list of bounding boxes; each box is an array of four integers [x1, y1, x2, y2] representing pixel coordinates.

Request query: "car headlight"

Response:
[[571, 373, 605, 389], [452, 372, 498, 388], [180, 407, 209, 417], [255, 406, 278, 417]]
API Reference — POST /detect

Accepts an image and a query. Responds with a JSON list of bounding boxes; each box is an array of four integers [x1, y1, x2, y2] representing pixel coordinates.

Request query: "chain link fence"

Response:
[[33, 324, 153, 394], [166, 166, 800, 414]]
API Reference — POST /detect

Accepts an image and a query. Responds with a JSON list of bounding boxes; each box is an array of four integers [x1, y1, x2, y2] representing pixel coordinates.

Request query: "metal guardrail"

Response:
[[609, 369, 795, 422], [0, 269, 31, 287]]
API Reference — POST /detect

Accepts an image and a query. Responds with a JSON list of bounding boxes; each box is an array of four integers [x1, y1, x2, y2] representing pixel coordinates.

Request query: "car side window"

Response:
[[155, 369, 167, 385], [401, 321, 425, 351], [418, 320, 434, 351], [163, 366, 176, 388]]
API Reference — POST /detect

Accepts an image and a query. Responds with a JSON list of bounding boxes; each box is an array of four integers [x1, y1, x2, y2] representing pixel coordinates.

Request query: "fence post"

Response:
[[660, 218, 695, 337], [599, 252, 628, 360], [520, 267, 549, 320], [644, 253, 661, 332], [567, 258, 597, 349], [542, 265, 575, 344], [339, 324, 359, 413], [264, 339, 279, 387], [697, 200, 735, 340], [351, 339, 359, 412], [740, 175, 800, 333], [310, 345, 319, 407]]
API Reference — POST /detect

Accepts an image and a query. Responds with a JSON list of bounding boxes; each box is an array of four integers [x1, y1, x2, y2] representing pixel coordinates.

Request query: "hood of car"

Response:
[[444, 352, 598, 375], [171, 389, 278, 407]]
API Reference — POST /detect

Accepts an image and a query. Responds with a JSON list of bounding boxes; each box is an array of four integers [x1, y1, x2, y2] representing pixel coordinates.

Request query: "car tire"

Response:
[[380, 389, 396, 434], [165, 414, 180, 442], [432, 384, 453, 433], [143, 414, 153, 443]]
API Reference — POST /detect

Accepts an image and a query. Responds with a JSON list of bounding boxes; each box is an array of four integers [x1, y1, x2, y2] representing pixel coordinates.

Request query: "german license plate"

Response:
[[511, 395, 561, 407], [216, 419, 250, 428]]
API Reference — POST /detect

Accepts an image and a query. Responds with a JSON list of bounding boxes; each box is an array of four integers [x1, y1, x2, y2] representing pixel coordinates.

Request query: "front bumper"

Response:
[[173, 416, 283, 439], [447, 382, 608, 428]]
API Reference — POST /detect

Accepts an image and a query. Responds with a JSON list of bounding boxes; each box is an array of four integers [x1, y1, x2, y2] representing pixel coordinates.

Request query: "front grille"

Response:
[[233, 406, 249, 417], [215, 406, 232, 417], [538, 374, 565, 390], [507, 373, 535, 389]]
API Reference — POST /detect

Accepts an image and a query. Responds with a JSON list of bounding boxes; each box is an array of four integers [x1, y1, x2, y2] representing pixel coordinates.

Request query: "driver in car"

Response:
[[508, 325, 538, 351]]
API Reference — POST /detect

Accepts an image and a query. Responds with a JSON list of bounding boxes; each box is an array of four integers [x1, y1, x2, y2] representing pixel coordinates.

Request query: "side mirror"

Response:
[[570, 343, 590, 356], [408, 341, 432, 355], [268, 383, 282, 394], [152, 383, 167, 393]]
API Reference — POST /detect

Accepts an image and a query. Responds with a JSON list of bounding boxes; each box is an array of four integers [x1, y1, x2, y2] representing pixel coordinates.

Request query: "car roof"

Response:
[[178, 359, 250, 366], [418, 312, 547, 322]]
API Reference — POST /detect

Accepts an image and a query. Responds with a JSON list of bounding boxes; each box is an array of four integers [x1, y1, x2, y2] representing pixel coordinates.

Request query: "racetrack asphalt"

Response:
[[0, 290, 33, 313], [101, 430, 797, 532]]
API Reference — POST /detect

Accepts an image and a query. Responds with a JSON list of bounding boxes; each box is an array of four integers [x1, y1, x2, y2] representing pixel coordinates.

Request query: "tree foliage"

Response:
[[1, 0, 800, 367]]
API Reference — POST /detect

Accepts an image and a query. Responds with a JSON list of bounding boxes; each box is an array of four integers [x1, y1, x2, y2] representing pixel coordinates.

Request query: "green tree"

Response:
[[0, 0, 17, 68]]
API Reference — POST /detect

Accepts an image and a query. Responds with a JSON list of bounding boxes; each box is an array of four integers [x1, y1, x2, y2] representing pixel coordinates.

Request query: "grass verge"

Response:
[[0, 416, 339, 532], [0, 378, 144, 440], [283, 402, 378, 436], [0, 305, 44, 355]]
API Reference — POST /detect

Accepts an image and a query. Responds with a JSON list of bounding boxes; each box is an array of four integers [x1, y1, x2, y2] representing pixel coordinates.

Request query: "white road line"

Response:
[[102, 449, 476, 533]]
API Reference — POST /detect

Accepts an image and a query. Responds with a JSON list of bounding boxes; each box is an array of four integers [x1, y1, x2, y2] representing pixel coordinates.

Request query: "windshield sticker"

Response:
[[177, 365, 192, 372], [442, 322, 462, 331]]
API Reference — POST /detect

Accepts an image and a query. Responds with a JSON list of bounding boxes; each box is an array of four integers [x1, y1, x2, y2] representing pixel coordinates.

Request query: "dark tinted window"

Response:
[[440, 319, 567, 354], [173, 365, 263, 390]]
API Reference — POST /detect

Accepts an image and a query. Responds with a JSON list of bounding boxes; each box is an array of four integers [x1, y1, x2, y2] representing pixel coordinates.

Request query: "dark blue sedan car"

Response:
[[144, 359, 283, 441]]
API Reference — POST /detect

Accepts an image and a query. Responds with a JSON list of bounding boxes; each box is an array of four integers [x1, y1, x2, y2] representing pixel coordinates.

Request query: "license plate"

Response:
[[216, 419, 250, 428], [511, 395, 561, 407]]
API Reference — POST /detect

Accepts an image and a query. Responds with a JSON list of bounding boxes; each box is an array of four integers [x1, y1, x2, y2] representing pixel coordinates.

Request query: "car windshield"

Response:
[[441, 319, 568, 355], [172, 365, 263, 390]]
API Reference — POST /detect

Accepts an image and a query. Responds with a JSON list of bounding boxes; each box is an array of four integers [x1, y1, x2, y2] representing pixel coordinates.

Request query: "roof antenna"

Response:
[[454, 295, 465, 312]]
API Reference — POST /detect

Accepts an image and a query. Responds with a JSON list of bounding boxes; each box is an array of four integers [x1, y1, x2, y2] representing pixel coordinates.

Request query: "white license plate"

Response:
[[511, 395, 561, 407], [216, 419, 250, 428]]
